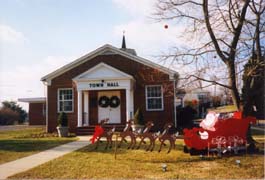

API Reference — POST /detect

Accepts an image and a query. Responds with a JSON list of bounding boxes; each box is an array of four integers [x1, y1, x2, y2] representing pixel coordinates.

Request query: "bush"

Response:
[[1, 101, 27, 124], [57, 112, 68, 127], [134, 108, 144, 125], [0, 108, 20, 125]]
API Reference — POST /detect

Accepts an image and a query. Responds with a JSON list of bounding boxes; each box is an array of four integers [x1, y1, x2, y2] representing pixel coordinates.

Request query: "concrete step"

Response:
[[76, 125, 126, 135]]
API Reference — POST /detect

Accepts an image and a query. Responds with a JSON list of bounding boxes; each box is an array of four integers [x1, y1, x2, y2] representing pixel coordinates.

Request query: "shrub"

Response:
[[0, 108, 20, 125], [57, 112, 68, 127], [1, 101, 27, 124], [134, 108, 144, 125]]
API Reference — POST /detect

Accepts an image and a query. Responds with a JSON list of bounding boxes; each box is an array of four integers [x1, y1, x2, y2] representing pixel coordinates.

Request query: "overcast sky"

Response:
[[0, 0, 187, 110]]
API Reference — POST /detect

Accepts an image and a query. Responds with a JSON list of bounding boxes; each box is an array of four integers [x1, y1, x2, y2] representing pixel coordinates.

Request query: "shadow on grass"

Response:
[[80, 140, 265, 164], [0, 139, 75, 152], [79, 141, 186, 156], [79, 141, 132, 154]]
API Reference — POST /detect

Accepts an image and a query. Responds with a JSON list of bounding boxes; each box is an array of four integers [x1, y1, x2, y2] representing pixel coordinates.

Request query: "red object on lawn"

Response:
[[90, 125, 104, 144], [183, 111, 256, 150]]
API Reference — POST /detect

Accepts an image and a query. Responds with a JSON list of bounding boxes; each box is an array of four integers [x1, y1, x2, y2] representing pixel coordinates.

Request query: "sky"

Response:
[[0, 0, 185, 110]]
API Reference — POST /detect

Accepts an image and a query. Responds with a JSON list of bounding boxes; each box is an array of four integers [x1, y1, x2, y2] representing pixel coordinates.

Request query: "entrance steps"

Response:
[[76, 124, 126, 135]]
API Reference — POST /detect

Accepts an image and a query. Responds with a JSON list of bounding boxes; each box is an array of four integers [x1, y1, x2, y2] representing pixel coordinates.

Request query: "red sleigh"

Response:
[[183, 111, 256, 155]]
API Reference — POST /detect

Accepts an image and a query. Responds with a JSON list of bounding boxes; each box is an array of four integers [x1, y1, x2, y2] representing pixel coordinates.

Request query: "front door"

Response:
[[98, 91, 121, 124]]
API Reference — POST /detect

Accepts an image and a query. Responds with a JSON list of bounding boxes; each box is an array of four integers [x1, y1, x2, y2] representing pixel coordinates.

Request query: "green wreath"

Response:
[[98, 96, 110, 108], [109, 96, 120, 108]]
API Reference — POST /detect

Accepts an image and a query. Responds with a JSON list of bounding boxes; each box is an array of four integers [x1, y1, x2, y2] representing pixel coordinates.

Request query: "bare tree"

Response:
[[154, 0, 265, 110], [241, 1, 265, 119]]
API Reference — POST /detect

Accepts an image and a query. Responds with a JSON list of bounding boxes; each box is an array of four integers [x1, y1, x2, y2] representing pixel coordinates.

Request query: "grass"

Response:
[[0, 127, 77, 165], [10, 130, 264, 179]]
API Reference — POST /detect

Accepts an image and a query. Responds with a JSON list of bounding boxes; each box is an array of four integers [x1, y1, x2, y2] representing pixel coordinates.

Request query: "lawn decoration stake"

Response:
[[183, 111, 256, 156]]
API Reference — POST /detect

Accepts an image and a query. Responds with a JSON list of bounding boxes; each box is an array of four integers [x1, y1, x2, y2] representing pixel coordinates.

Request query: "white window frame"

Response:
[[57, 88, 74, 113], [145, 85, 164, 111]]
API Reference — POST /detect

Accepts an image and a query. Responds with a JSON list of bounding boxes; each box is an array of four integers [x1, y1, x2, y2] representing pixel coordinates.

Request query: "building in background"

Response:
[[18, 97, 46, 125]]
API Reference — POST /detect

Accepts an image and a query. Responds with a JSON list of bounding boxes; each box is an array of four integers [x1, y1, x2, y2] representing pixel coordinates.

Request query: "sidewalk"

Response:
[[0, 136, 91, 179]]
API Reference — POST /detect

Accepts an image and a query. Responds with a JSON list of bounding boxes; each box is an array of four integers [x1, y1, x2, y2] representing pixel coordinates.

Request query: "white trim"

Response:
[[126, 88, 130, 121], [84, 91, 89, 126], [73, 62, 134, 81], [130, 90, 134, 119], [77, 90, 83, 127], [57, 88, 74, 113], [43, 82, 49, 132], [41, 44, 177, 83], [46, 93, 48, 132], [173, 80, 177, 128], [18, 97, 46, 103], [145, 85, 164, 111]]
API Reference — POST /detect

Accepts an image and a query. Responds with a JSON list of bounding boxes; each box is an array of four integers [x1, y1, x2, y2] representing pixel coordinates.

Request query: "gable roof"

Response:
[[72, 62, 134, 81], [41, 44, 178, 83]]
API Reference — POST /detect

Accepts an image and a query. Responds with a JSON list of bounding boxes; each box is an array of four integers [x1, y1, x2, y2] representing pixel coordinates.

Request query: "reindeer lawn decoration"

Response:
[[93, 118, 115, 150], [136, 121, 160, 151], [92, 120, 179, 153], [158, 123, 179, 153], [117, 119, 137, 149]]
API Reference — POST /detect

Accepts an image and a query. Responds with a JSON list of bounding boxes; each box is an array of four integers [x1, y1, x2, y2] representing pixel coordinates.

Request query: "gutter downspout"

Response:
[[174, 80, 177, 128], [173, 73, 179, 128], [42, 81, 48, 133]]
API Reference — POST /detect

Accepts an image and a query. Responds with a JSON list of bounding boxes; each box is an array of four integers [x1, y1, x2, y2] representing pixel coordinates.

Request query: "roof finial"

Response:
[[122, 30, 126, 49]]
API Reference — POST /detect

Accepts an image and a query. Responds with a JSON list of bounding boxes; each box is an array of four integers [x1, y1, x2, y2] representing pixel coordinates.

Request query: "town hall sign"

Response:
[[89, 82, 119, 88]]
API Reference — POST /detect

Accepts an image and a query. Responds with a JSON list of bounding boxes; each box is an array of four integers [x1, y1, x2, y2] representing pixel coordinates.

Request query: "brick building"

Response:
[[24, 37, 178, 134], [18, 97, 46, 125]]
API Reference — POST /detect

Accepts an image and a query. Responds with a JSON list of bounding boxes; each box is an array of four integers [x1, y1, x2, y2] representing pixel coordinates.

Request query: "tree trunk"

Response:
[[227, 62, 241, 110]]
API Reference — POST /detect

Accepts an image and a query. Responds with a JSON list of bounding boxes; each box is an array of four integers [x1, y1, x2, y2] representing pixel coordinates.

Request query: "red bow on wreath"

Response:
[[90, 125, 104, 144]]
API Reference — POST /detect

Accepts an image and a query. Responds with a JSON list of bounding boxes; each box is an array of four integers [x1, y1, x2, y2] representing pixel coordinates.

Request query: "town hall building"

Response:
[[22, 37, 179, 134]]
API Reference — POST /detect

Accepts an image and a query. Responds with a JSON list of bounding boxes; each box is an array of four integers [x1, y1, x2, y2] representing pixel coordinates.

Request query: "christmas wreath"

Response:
[[98, 96, 110, 108], [109, 96, 120, 108]]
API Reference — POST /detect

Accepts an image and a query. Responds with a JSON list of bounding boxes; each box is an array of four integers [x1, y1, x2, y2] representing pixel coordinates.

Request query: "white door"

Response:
[[98, 91, 121, 124]]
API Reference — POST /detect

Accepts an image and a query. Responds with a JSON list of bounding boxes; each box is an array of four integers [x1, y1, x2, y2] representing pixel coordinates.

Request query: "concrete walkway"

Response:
[[0, 136, 91, 179]]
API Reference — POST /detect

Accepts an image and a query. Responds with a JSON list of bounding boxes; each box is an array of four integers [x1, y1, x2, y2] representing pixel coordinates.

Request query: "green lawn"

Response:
[[0, 127, 77, 165], [10, 131, 264, 179]]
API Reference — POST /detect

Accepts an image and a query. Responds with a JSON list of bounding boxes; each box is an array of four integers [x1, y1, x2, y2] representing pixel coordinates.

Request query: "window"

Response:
[[58, 89, 73, 112], [145, 85, 164, 111]]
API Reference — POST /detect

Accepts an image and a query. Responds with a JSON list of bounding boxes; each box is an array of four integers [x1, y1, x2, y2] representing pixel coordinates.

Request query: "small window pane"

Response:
[[147, 98, 162, 109], [146, 85, 163, 111], [58, 89, 73, 112], [59, 101, 64, 111]]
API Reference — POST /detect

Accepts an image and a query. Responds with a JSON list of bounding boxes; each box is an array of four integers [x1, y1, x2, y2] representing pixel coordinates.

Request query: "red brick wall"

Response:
[[47, 54, 174, 132], [28, 103, 46, 125]]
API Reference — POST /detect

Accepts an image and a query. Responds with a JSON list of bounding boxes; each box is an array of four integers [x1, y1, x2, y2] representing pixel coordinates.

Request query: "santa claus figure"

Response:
[[199, 111, 219, 131]]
